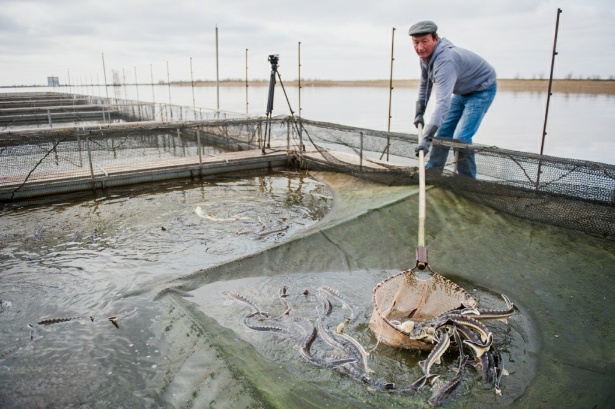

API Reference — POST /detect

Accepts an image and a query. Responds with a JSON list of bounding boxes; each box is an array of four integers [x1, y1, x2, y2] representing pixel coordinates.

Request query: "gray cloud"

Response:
[[0, 0, 613, 85]]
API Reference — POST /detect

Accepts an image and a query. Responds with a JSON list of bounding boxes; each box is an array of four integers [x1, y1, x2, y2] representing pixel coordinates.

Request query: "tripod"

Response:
[[263, 54, 302, 154]]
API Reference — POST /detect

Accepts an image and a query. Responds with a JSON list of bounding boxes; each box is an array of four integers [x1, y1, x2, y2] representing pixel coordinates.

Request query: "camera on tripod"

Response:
[[268, 54, 279, 69], [263, 53, 302, 154]]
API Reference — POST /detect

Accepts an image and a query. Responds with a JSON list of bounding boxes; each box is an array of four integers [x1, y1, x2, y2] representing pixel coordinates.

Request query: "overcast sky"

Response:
[[1, 0, 614, 86]]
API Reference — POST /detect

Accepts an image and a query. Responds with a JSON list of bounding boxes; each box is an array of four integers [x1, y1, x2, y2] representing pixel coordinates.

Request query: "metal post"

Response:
[[47, 109, 52, 128], [77, 135, 83, 167], [167, 61, 173, 121], [67, 68, 72, 96], [536, 8, 563, 189], [86, 137, 96, 190], [197, 129, 203, 168], [385, 27, 396, 161], [216, 25, 220, 113], [101, 53, 109, 101], [298, 41, 302, 117], [360, 132, 364, 170], [387, 28, 395, 133], [134, 66, 141, 119], [150, 64, 156, 120], [120, 68, 126, 101], [245, 48, 249, 115], [190, 57, 197, 120]]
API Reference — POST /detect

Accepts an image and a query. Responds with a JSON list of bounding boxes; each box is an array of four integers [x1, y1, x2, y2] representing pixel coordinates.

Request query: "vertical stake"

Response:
[[246, 48, 249, 115], [190, 57, 197, 120], [167, 61, 173, 121], [536, 8, 563, 189], [150, 64, 156, 120], [298, 41, 302, 118], [215, 25, 220, 113]]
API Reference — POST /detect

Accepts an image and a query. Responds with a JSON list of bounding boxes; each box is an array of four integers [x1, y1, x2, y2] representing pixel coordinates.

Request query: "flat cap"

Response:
[[408, 20, 438, 36]]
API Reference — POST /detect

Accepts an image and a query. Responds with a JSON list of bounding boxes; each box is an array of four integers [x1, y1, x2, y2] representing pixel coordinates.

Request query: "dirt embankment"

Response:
[[178, 79, 615, 95]]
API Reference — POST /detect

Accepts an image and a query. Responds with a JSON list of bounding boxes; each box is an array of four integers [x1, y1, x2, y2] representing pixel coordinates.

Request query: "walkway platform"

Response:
[[0, 149, 290, 202]]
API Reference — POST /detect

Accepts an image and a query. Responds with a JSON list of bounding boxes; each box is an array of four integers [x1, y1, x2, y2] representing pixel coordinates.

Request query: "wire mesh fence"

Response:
[[1, 91, 613, 239]]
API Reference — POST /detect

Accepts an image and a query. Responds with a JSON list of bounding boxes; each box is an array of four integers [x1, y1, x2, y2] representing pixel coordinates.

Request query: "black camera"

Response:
[[268, 54, 279, 68]]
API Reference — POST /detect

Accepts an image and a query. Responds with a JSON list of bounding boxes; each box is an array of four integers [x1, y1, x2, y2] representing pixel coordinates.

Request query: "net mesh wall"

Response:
[[290, 118, 615, 240], [0, 118, 264, 200], [1, 112, 613, 240], [0, 92, 247, 130]]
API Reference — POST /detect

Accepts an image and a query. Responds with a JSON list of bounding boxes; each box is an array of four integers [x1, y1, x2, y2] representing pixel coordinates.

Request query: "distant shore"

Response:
[[179, 78, 615, 95], [3, 79, 614, 95]]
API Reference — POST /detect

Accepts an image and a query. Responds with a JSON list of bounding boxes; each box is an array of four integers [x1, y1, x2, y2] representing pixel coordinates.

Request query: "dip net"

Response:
[[368, 269, 477, 350]]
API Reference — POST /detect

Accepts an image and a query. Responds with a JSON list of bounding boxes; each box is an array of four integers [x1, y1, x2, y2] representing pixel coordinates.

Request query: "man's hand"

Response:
[[414, 101, 426, 128], [415, 124, 438, 157]]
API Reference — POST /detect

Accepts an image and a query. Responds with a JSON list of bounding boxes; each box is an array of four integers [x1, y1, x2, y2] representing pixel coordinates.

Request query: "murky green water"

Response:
[[0, 170, 613, 408]]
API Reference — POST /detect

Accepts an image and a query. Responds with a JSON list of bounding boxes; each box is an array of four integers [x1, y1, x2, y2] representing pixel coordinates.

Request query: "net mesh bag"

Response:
[[369, 269, 477, 350]]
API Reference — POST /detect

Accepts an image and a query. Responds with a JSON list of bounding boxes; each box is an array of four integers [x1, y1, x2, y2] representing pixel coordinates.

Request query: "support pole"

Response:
[[150, 64, 156, 120], [101, 53, 109, 101], [245, 48, 249, 115], [197, 129, 203, 169], [67, 68, 72, 97], [536, 8, 562, 189], [215, 25, 220, 113], [380, 27, 395, 161], [190, 57, 197, 120], [87, 137, 96, 190], [167, 61, 173, 120], [134, 66, 141, 119], [360, 132, 364, 171], [298, 41, 302, 117], [387, 27, 395, 134], [122, 68, 128, 102]]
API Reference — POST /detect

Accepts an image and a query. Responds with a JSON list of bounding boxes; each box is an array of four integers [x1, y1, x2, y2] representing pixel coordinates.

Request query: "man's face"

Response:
[[412, 34, 438, 61]]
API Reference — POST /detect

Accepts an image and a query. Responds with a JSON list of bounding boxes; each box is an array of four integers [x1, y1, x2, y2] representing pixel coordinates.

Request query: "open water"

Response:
[[1, 84, 614, 165]]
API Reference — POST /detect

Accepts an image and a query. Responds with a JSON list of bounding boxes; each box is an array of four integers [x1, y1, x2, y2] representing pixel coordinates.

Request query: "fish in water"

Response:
[[317, 285, 355, 321], [474, 294, 515, 323], [37, 316, 80, 325], [428, 354, 469, 407], [220, 290, 268, 315], [278, 286, 292, 315], [418, 328, 451, 377], [317, 319, 373, 374]]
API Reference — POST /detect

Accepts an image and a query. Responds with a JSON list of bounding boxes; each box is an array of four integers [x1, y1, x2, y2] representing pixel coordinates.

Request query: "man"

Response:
[[410, 20, 496, 178]]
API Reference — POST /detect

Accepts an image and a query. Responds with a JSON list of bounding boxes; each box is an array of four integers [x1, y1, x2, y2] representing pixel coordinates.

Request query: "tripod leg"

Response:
[[263, 113, 272, 154]]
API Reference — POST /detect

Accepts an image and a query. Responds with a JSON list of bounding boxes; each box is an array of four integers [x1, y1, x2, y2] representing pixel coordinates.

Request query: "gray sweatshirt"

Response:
[[417, 37, 496, 128]]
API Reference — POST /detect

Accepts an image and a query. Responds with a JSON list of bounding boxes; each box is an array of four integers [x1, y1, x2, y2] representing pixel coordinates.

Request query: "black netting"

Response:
[[1, 111, 613, 240]]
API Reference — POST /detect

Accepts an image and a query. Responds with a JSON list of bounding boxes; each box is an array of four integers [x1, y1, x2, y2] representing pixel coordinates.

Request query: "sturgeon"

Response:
[[317, 319, 373, 373], [243, 312, 298, 339], [428, 354, 469, 407], [475, 294, 515, 323], [419, 328, 451, 377], [433, 314, 492, 343], [454, 323, 494, 384], [221, 290, 268, 315], [316, 285, 355, 321], [296, 318, 356, 368], [492, 344, 505, 395], [278, 286, 292, 315]]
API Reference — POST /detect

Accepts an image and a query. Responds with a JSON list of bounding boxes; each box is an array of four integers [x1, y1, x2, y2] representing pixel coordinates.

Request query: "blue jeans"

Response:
[[426, 83, 497, 178]]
